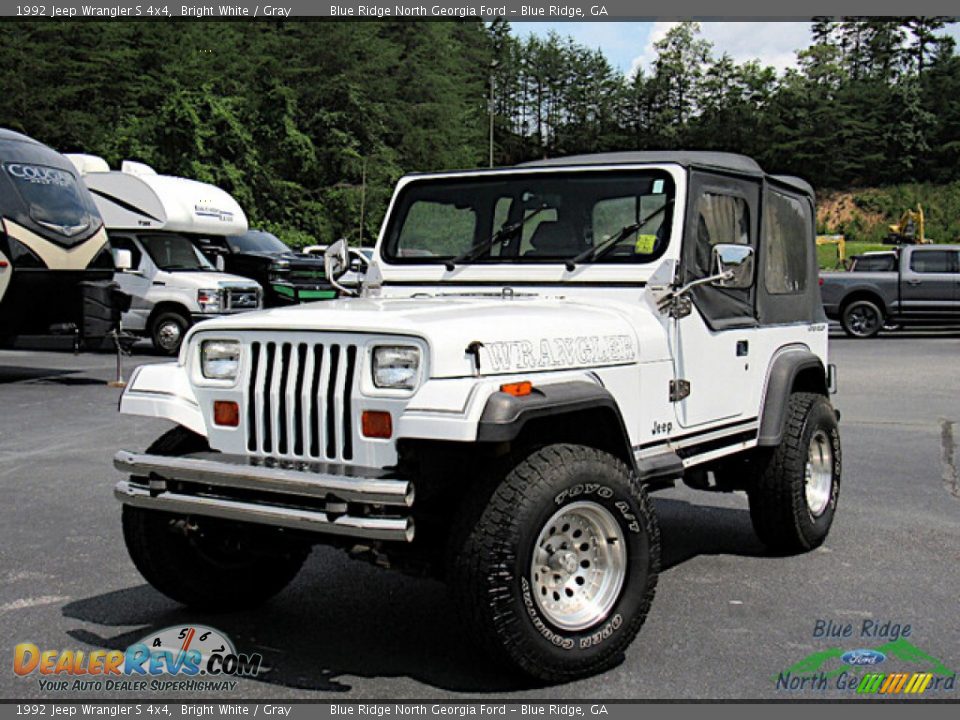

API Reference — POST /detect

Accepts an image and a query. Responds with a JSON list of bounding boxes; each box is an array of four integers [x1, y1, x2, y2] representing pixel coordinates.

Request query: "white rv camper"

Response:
[[67, 155, 262, 354]]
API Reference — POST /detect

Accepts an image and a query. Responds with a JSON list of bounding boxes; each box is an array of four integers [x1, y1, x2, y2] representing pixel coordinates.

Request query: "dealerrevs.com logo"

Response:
[[13, 625, 263, 693]]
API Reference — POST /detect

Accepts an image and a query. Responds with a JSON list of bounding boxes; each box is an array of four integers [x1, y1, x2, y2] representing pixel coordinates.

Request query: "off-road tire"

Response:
[[840, 299, 884, 338], [747, 393, 841, 553], [448, 444, 659, 683], [150, 310, 190, 355], [121, 426, 309, 610]]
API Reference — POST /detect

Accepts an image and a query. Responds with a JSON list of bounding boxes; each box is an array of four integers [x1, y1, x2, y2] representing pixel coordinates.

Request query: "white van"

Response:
[[67, 155, 262, 354]]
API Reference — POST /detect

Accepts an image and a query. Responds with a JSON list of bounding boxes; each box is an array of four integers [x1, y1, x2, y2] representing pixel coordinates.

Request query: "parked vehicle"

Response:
[[67, 155, 263, 355], [0, 129, 125, 350], [883, 204, 931, 245], [196, 229, 334, 307], [821, 244, 960, 337], [114, 151, 840, 681]]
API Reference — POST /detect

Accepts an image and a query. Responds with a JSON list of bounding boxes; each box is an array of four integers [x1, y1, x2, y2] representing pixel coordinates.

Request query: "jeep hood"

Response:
[[189, 295, 670, 377]]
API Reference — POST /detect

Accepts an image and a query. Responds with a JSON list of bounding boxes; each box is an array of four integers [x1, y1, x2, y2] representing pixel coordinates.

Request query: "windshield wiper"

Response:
[[444, 204, 550, 270], [565, 200, 674, 271]]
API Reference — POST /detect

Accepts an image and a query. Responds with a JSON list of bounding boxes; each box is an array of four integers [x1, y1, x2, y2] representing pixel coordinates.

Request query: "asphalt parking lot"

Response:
[[1, 330, 958, 700]]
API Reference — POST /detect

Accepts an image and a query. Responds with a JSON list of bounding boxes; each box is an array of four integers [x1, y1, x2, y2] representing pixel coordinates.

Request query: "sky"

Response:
[[520, 21, 960, 76]]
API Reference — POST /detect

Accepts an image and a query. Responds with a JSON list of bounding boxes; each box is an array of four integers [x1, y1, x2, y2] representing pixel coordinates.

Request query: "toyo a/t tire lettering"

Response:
[[449, 444, 660, 682]]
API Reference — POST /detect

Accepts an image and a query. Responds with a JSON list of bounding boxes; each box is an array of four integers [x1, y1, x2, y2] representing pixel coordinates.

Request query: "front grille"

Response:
[[246, 340, 358, 461], [224, 287, 260, 311]]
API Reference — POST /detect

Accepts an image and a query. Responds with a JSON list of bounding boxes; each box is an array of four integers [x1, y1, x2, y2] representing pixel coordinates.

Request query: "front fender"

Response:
[[119, 362, 206, 437]]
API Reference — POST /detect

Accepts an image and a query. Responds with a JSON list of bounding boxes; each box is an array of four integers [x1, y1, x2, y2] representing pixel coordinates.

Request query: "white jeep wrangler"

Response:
[[114, 152, 840, 682]]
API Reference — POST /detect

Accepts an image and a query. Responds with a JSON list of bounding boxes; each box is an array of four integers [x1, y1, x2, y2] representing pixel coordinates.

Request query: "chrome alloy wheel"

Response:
[[531, 501, 627, 631], [805, 429, 834, 517], [156, 321, 182, 352]]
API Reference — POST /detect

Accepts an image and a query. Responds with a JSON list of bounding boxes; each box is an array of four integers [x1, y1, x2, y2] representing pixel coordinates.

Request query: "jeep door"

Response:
[[670, 172, 761, 428]]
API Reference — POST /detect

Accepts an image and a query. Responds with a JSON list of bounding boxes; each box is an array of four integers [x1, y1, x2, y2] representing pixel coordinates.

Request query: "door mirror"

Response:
[[112, 248, 133, 272], [324, 238, 350, 281], [215, 255, 225, 272], [711, 244, 754, 289]]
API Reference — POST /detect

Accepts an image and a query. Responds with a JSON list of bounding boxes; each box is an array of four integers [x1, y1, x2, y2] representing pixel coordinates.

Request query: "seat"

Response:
[[524, 219, 582, 257]]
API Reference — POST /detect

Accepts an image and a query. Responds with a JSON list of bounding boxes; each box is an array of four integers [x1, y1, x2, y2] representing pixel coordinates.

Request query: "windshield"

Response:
[[382, 170, 675, 265], [227, 230, 291, 254], [139, 233, 215, 271], [4, 162, 95, 236]]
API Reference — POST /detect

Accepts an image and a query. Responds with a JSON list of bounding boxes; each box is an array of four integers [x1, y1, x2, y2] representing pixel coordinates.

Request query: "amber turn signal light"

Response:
[[362, 410, 393, 439], [500, 381, 533, 397], [213, 400, 240, 427]]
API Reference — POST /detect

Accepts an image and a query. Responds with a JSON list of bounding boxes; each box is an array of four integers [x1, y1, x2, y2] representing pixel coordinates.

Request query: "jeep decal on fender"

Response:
[[484, 335, 636, 372]]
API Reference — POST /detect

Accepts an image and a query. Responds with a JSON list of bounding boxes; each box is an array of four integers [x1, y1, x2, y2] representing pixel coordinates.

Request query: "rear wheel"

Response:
[[121, 427, 309, 610], [747, 393, 841, 552], [840, 299, 883, 338]]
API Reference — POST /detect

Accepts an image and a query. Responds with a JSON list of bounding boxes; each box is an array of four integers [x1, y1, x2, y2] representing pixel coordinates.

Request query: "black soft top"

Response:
[[521, 150, 763, 175], [520, 151, 813, 198]]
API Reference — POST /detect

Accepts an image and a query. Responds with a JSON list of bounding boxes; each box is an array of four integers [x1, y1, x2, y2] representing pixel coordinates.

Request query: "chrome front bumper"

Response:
[[113, 451, 415, 542]]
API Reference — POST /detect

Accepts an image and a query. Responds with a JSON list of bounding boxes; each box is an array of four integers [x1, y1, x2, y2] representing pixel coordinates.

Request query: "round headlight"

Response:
[[372, 346, 421, 390], [201, 340, 241, 380]]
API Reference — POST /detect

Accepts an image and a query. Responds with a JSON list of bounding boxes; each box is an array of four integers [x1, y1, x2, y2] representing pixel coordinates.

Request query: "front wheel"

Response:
[[150, 310, 189, 355], [121, 427, 309, 610], [448, 444, 659, 682], [841, 299, 884, 338], [747, 393, 841, 552]]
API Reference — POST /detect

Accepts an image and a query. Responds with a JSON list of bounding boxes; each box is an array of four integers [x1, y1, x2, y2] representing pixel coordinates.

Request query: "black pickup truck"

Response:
[[820, 245, 960, 337], [194, 230, 335, 308]]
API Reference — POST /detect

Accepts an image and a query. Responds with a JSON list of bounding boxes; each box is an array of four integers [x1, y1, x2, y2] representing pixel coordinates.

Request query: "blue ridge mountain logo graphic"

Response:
[[776, 638, 957, 695]]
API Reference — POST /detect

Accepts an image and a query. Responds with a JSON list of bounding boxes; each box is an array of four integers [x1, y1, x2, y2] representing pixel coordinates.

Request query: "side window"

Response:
[[396, 200, 477, 257], [763, 191, 810, 294], [910, 250, 956, 273], [110, 236, 142, 269], [694, 193, 750, 275]]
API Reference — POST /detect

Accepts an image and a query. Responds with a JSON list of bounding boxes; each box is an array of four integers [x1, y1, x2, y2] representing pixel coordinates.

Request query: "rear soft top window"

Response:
[[4, 162, 94, 237]]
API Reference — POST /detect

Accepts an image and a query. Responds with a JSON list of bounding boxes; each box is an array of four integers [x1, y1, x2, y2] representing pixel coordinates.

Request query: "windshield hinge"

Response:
[[661, 294, 692, 319], [669, 379, 691, 402]]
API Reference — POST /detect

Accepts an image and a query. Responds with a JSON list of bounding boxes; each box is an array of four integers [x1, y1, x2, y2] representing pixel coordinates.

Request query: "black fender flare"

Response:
[[475, 380, 647, 472], [757, 347, 829, 446], [476, 380, 628, 442]]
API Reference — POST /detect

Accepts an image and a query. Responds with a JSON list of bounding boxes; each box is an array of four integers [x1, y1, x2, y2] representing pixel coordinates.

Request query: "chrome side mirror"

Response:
[[323, 239, 349, 281], [324, 238, 358, 297], [711, 244, 754, 289]]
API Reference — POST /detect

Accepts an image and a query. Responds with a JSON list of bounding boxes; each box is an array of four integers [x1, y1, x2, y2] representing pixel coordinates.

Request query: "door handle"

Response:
[[906, 279, 921, 286]]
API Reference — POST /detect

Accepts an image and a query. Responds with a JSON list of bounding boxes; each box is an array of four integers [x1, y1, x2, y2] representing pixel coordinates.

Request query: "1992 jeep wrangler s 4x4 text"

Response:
[[114, 152, 841, 682]]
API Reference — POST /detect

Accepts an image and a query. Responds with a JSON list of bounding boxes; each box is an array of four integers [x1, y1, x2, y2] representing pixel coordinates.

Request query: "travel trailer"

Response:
[[0, 129, 124, 349], [67, 155, 263, 355]]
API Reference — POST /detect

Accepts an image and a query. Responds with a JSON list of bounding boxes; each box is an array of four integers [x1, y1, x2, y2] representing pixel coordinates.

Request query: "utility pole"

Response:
[[489, 59, 499, 168], [358, 157, 366, 246]]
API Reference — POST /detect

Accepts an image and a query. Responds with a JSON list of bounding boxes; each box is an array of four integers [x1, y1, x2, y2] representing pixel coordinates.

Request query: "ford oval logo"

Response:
[[842, 649, 887, 666]]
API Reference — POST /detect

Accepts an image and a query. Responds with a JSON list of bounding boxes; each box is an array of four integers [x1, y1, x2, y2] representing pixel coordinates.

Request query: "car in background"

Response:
[[821, 245, 960, 337], [195, 229, 335, 307], [68, 154, 263, 355]]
